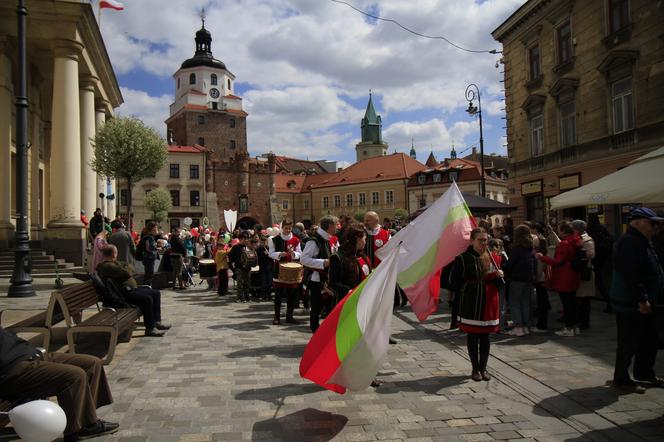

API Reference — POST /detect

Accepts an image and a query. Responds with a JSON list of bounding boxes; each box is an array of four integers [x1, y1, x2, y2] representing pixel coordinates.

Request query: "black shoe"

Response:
[[634, 376, 664, 388], [370, 379, 383, 387], [145, 328, 165, 337], [610, 380, 646, 394], [154, 322, 171, 330], [389, 337, 398, 345], [77, 420, 119, 440], [285, 317, 300, 324]]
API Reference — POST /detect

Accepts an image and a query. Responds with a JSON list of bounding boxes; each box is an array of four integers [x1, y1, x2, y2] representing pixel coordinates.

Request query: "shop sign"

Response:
[[521, 180, 542, 195], [559, 174, 580, 191]]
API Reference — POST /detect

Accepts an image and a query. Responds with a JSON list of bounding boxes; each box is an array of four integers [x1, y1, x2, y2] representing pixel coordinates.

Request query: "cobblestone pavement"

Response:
[[2, 278, 663, 441]]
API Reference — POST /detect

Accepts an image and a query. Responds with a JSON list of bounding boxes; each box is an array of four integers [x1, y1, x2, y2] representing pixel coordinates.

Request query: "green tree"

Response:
[[145, 188, 172, 223], [91, 117, 167, 230], [354, 211, 365, 222], [394, 208, 408, 220]]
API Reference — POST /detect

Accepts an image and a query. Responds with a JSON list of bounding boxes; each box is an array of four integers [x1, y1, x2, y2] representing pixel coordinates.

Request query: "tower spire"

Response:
[[200, 7, 206, 28]]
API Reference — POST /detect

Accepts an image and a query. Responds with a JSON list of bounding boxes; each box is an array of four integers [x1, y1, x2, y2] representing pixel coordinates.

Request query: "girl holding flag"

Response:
[[449, 227, 503, 381]]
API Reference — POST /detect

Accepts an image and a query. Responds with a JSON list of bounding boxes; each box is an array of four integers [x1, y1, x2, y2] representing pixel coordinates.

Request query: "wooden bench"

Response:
[[0, 399, 11, 428], [47, 281, 141, 364]]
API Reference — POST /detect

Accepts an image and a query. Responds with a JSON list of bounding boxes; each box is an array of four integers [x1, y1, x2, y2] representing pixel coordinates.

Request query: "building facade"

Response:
[[492, 0, 664, 228], [165, 22, 275, 229], [0, 0, 122, 264]]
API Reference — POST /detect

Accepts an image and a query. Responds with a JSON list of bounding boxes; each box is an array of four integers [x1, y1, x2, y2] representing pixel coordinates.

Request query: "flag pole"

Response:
[[97, 1, 101, 28]]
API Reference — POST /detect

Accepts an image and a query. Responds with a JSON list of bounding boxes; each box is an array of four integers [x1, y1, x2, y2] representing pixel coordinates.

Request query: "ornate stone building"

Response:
[[492, 0, 664, 228], [165, 22, 275, 229], [0, 0, 122, 264]]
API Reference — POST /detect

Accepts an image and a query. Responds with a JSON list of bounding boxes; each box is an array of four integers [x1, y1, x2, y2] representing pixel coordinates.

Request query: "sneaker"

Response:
[[389, 337, 398, 345], [76, 420, 119, 440], [530, 327, 548, 333], [521, 327, 530, 336], [555, 328, 575, 337], [634, 376, 664, 388], [505, 328, 520, 336], [573, 327, 581, 335], [154, 322, 171, 330], [145, 328, 165, 337]]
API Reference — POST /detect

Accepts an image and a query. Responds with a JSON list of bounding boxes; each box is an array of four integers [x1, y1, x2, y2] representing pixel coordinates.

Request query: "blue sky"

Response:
[[101, 0, 525, 167]]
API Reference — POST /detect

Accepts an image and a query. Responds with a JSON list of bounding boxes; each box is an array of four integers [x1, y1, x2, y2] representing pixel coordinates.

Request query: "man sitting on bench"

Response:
[[96, 245, 171, 337], [0, 327, 118, 441]]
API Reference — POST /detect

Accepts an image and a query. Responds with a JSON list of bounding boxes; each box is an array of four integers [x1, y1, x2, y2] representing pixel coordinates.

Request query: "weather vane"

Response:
[[200, 7, 206, 28]]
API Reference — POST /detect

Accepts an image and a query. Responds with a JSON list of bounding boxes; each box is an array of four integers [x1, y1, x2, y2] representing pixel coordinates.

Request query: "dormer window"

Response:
[[211, 74, 218, 85], [417, 175, 426, 185], [449, 171, 459, 182], [189, 73, 196, 85]]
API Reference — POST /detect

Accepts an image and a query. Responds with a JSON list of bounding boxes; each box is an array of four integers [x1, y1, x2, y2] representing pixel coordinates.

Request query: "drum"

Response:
[[277, 262, 303, 283], [199, 259, 217, 278]]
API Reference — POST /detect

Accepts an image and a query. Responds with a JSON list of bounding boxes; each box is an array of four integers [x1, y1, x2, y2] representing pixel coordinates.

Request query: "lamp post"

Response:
[[465, 83, 486, 198], [8, 0, 35, 297]]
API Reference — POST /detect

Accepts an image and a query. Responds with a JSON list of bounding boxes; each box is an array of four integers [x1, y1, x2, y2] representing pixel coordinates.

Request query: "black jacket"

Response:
[[502, 245, 536, 283], [89, 215, 104, 237], [170, 235, 186, 255], [0, 327, 40, 382]]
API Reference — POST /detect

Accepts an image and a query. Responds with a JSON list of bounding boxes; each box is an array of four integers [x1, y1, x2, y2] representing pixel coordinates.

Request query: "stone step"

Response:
[[0, 256, 57, 264], [0, 250, 47, 257], [0, 262, 72, 271], [0, 266, 85, 279]]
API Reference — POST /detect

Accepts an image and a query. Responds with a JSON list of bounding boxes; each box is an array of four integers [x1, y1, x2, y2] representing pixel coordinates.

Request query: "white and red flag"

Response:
[[99, 0, 124, 10]]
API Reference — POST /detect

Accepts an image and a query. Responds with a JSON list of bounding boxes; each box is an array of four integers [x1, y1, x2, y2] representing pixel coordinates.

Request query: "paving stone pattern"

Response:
[[1, 279, 663, 441]]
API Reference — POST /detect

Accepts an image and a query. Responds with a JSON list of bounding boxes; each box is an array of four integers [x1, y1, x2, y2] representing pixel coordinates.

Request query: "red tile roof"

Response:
[[275, 174, 306, 193], [168, 144, 206, 154], [274, 156, 329, 175], [312, 153, 425, 189], [224, 94, 242, 100], [226, 109, 248, 117], [408, 157, 505, 186]]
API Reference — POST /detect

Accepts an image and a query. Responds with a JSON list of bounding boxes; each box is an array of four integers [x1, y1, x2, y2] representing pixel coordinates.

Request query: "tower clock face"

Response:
[[209, 88, 220, 99]]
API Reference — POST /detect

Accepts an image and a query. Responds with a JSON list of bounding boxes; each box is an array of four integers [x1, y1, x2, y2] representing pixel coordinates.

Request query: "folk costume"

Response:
[[268, 232, 302, 324], [329, 252, 370, 306], [364, 225, 390, 268], [449, 246, 502, 378], [301, 227, 335, 332]]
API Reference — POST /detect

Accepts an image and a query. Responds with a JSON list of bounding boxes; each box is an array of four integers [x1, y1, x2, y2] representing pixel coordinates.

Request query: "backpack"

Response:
[[240, 247, 258, 268], [571, 246, 592, 281], [135, 237, 145, 261]]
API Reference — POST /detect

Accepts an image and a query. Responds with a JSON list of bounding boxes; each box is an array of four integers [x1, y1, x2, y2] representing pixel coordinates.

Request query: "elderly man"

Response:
[[96, 244, 171, 337], [107, 220, 136, 265], [363, 211, 391, 269], [301, 215, 337, 332], [0, 327, 118, 441], [610, 207, 664, 393]]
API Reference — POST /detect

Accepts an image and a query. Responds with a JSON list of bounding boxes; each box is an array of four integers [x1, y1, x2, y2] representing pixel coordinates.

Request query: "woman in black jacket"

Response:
[[140, 221, 159, 287], [328, 224, 370, 306]]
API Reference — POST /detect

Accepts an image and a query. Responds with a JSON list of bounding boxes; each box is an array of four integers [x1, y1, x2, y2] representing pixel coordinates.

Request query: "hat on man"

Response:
[[629, 207, 664, 222]]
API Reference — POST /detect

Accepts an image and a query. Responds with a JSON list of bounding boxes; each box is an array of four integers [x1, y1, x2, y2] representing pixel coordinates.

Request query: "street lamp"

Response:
[[8, 0, 35, 297], [465, 83, 486, 198]]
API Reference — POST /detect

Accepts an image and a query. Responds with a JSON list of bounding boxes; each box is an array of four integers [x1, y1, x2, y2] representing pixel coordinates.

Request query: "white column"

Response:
[[30, 100, 41, 234], [79, 76, 97, 218], [47, 40, 83, 228], [0, 47, 14, 242], [94, 106, 113, 216]]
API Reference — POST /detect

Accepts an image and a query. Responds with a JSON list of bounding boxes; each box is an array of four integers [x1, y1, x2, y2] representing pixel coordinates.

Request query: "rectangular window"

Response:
[[197, 115, 205, 125], [417, 174, 426, 184], [189, 164, 199, 179], [229, 140, 236, 150], [559, 101, 576, 147], [359, 192, 366, 207], [190, 190, 200, 207], [385, 190, 394, 207], [612, 77, 634, 133], [449, 171, 458, 182], [530, 114, 544, 156], [529, 44, 541, 79], [282, 200, 289, 210], [333, 195, 341, 208], [120, 189, 128, 206], [304, 199, 309, 210], [609, 0, 629, 34], [557, 22, 572, 64], [346, 194, 353, 207], [371, 191, 379, 205], [433, 173, 442, 183], [230, 119, 236, 128], [169, 163, 180, 178], [322, 196, 329, 209], [170, 190, 180, 207]]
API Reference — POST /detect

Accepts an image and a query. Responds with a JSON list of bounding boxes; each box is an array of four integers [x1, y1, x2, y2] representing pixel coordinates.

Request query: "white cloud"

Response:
[[115, 87, 172, 136], [383, 118, 478, 157], [101, 0, 524, 161]]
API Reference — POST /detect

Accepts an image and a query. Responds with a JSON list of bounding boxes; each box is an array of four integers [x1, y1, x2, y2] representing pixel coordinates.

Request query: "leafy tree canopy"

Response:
[[145, 188, 172, 220], [91, 116, 167, 182]]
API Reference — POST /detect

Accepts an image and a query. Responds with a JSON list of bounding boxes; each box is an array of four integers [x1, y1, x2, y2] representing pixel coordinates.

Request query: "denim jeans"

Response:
[[509, 281, 533, 327]]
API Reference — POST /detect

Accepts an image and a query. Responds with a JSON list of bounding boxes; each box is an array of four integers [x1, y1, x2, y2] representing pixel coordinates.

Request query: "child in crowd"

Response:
[[214, 236, 230, 296], [488, 238, 508, 333]]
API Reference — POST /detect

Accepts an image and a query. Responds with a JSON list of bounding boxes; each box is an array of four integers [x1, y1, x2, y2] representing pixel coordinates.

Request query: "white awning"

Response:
[[549, 147, 664, 210]]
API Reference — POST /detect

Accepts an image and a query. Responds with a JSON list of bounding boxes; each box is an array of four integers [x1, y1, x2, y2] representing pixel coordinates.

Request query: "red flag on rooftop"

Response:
[[100, 0, 124, 10]]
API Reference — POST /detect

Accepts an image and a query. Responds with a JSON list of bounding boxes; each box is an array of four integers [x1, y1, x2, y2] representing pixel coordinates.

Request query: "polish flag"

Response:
[[100, 0, 124, 10]]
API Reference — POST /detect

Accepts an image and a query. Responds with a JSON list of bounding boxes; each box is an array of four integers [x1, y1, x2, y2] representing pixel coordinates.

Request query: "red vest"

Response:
[[367, 228, 390, 268]]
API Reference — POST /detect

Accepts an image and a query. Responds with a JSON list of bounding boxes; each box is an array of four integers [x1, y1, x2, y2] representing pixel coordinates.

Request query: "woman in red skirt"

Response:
[[449, 227, 503, 381]]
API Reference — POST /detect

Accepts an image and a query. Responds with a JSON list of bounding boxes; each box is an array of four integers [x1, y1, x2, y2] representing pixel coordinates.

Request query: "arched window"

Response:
[[227, 79, 231, 90], [189, 73, 196, 85], [211, 74, 217, 85], [197, 137, 205, 146]]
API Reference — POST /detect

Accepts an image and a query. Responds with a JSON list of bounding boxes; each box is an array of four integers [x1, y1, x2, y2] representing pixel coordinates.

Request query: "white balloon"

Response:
[[204, 233, 211, 241], [9, 400, 67, 442]]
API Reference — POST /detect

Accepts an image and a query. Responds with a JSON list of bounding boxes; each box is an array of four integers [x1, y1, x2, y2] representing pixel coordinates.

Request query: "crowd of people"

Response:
[[2, 205, 663, 440]]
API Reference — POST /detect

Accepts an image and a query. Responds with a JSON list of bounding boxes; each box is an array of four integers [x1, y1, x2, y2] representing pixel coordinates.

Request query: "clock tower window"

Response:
[[189, 73, 196, 85], [228, 79, 231, 90], [211, 74, 217, 85]]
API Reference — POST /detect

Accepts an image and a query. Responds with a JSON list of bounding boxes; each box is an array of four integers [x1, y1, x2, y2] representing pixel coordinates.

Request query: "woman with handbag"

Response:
[[449, 227, 503, 381]]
